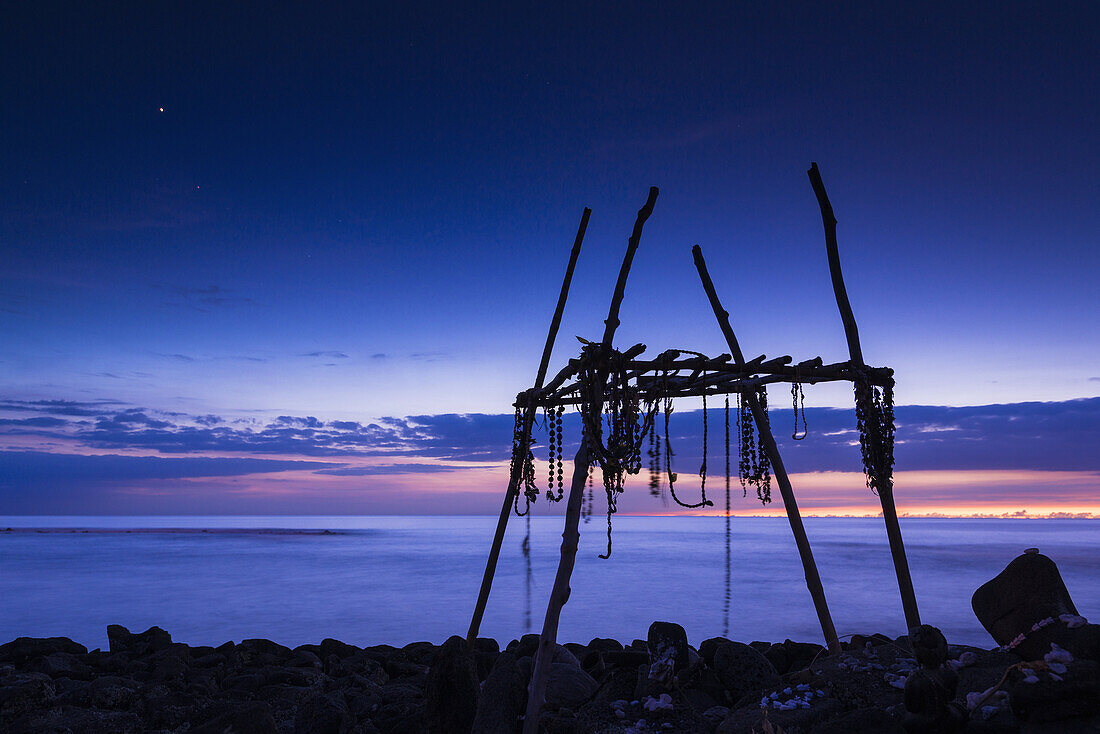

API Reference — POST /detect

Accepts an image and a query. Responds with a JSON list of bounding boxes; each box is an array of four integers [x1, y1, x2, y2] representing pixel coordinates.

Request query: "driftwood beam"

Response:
[[522, 445, 589, 734], [808, 163, 863, 366], [467, 207, 591, 643], [693, 244, 841, 655], [808, 162, 920, 633], [601, 187, 659, 347], [526, 187, 659, 729]]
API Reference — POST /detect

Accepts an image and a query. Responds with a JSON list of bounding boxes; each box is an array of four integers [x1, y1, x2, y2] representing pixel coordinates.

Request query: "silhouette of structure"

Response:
[[467, 165, 920, 731]]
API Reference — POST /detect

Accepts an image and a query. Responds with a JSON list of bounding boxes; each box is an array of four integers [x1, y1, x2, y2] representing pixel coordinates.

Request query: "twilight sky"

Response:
[[1, 3, 1097, 516]]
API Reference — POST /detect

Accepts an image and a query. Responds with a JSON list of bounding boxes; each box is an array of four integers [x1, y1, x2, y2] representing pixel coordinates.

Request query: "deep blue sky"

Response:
[[1, 3, 1097, 513]]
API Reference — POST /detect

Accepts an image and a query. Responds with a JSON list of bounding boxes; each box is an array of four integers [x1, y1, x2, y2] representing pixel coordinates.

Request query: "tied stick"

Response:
[[693, 244, 841, 654], [524, 188, 657, 732], [808, 162, 920, 633], [467, 207, 591, 643]]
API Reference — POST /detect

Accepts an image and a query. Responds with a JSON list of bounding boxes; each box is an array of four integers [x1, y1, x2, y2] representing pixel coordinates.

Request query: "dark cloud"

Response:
[[0, 451, 334, 513], [153, 352, 196, 363], [0, 399, 125, 417], [314, 463, 463, 476], [370, 353, 387, 359], [1, 396, 1097, 475], [410, 352, 447, 362], [0, 416, 69, 427]]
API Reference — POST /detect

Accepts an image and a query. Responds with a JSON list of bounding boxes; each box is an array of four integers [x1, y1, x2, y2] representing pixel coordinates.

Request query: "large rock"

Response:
[[191, 702, 278, 734], [544, 662, 598, 709], [1007, 659, 1100, 723], [712, 641, 780, 702], [425, 635, 478, 734], [0, 637, 86, 664], [472, 652, 526, 734], [647, 621, 690, 676], [0, 673, 56, 717], [107, 625, 174, 656], [809, 707, 904, 733], [765, 639, 825, 675], [972, 550, 1081, 659], [294, 691, 353, 734]]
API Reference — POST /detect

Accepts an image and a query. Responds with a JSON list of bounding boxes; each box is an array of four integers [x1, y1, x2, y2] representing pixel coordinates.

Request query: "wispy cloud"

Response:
[[300, 351, 349, 359], [152, 284, 257, 310]]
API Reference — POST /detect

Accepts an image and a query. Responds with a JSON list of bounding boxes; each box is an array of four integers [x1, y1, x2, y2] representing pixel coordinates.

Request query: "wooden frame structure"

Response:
[[466, 165, 920, 732]]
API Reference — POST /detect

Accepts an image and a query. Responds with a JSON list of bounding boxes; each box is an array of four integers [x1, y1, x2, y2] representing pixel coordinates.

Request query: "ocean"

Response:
[[2, 516, 1097, 652]]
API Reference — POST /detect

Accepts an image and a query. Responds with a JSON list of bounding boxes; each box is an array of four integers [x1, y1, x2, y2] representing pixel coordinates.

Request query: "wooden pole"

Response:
[[525, 188, 658, 730], [807, 162, 921, 633], [522, 444, 589, 734], [467, 207, 592, 643], [693, 245, 842, 654]]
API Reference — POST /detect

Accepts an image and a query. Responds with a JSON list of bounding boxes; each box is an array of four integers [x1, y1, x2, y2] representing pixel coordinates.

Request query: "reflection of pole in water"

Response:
[[522, 511, 532, 633], [724, 396, 731, 637]]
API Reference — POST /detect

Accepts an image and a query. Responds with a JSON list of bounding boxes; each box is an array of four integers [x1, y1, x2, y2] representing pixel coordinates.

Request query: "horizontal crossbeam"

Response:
[[514, 343, 893, 409]]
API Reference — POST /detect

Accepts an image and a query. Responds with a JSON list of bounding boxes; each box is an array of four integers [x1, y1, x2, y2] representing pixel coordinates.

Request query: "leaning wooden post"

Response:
[[807, 162, 920, 633], [524, 187, 658, 733], [467, 207, 592, 643], [522, 444, 589, 734], [692, 245, 842, 655]]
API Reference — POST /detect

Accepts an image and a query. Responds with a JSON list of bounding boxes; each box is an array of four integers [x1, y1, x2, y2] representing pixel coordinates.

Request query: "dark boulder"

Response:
[[810, 707, 904, 733], [647, 621, 690, 675], [699, 636, 733, 666], [26, 651, 95, 680], [472, 651, 526, 734], [107, 625, 174, 656], [425, 635, 478, 734], [972, 550, 1080, 660], [1007, 659, 1100, 723], [765, 639, 825, 675], [320, 637, 360, 659], [294, 691, 353, 734], [515, 633, 541, 659], [237, 638, 292, 661], [0, 636, 86, 664], [545, 663, 598, 709], [191, 701, 278, 734], [712, 641, 780, 702], [0, 673, 56, 716]]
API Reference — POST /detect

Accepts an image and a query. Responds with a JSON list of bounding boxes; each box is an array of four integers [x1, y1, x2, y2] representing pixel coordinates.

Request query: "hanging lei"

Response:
[[854, 369, 895, 494]]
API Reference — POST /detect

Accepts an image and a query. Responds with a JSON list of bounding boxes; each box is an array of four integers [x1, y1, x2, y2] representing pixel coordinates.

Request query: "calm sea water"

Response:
[[1, 516, 1097, 651]]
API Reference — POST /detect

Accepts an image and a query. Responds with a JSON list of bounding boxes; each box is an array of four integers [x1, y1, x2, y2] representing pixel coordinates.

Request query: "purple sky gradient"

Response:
[[1, 3, 1097, 514]]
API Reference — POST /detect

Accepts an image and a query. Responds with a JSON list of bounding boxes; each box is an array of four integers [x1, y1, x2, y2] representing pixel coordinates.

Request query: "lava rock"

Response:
[[472, 652, 526, 734], [972, 550, 1079, 659], [1007, 659, 1100, 723], [0, 673, 56, 716], [0, 637, 86, 664], [107, 625, 173, 656], [545, 663, 598, 709], [712, 641, 780, 702], [810, 706, 905, 733], [191, 701, 278, 734], [320, 638, 360, 659], [425, 635, 478, 734], [648, 621, 690, 674], [294, 691, 353, 734]]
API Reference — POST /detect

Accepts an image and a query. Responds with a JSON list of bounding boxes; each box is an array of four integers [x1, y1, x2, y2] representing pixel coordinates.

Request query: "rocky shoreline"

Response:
[[3, 551, 1099, 733], [0, 621, 1096, 734]]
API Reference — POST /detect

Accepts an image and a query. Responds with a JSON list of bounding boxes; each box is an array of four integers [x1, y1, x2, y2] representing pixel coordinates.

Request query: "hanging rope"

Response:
[[791, 369, 808, 441]]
